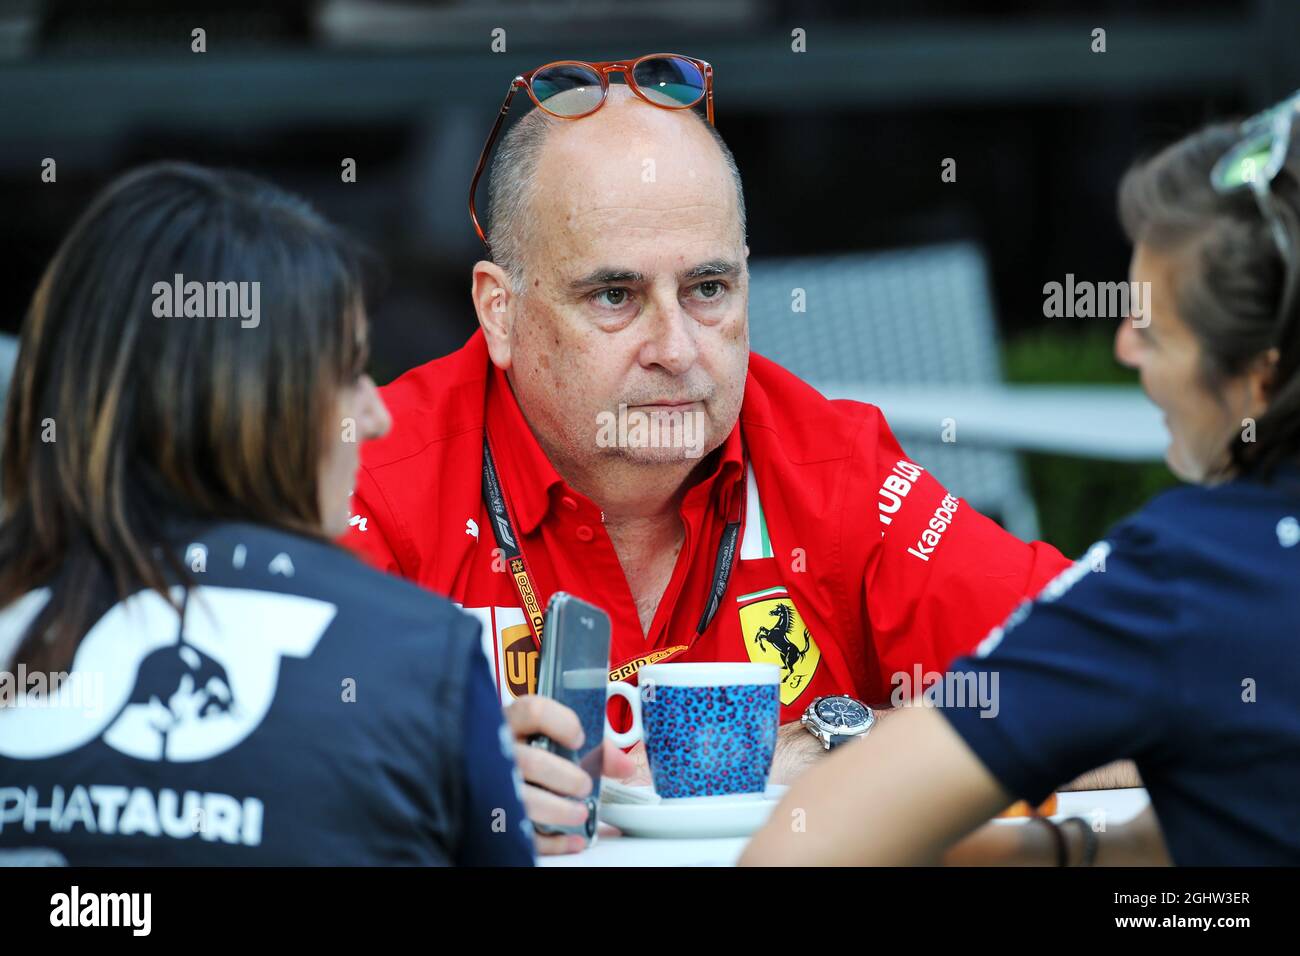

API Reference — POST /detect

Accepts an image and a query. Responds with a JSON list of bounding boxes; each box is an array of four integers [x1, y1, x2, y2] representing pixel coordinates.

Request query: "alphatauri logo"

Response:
[[0, 586, 336, 762]]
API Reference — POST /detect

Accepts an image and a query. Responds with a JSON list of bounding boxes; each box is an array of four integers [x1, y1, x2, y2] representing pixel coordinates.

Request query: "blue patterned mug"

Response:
[[606, 662, 780, 800]]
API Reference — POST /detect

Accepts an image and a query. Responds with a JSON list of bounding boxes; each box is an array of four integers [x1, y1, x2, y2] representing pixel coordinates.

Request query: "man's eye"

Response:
[[594, 288, 630, 308], [694, 281, 725, 299]]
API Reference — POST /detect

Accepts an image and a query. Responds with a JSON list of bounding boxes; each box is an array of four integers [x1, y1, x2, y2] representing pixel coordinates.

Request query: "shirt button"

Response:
[[561, 496, 578, 511], [576, 525, 594, 542]]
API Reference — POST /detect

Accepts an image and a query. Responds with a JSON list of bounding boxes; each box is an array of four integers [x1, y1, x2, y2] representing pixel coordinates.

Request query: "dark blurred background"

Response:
[[3, 0, 1297, 552]]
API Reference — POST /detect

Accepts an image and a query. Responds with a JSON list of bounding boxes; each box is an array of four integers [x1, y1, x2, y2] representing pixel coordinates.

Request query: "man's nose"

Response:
[[357, 376, 393, 440], [639, 301, 699, 376], [1114, 318, 1141, 369]]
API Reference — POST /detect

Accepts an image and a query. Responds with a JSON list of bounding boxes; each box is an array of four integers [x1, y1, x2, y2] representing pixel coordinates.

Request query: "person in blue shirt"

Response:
[[744, 97, 1300, 866], [0, 163, 533, 866]]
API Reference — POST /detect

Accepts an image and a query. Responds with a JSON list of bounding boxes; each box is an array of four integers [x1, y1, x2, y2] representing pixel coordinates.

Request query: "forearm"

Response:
[[744, 706, 1011, 866], [944, 806, 1170, 866], [1057, 759, 1142, 792], [768, 707, 900, 785], [768, 719, 825, 785], [1095, 807, 1171, 865]]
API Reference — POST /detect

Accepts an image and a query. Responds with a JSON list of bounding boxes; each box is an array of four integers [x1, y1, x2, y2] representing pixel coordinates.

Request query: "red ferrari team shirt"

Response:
[[345, 330, 1070, 725]]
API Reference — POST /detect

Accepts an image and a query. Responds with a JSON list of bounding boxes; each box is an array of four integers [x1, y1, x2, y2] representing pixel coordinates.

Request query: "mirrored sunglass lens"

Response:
[[531, 64, 604, 116], [1216, 138, 1275, 190], [632, 56, 704, 107]]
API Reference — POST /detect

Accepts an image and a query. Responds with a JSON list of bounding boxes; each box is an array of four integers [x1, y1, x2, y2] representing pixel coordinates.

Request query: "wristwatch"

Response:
[[802, 695, 875, 750]]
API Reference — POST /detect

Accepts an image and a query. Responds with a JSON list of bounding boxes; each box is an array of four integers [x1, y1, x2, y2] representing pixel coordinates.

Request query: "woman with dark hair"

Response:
[[0, 162, 533, 866], [744, 97, 1300, 866]]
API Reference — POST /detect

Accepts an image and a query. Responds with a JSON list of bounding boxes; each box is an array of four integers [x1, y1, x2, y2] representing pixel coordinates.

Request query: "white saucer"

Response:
[[599, 785, 787, 839]]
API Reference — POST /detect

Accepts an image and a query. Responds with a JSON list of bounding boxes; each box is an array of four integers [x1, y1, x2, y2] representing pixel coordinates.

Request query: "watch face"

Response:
[[815, 697, 869, 730]]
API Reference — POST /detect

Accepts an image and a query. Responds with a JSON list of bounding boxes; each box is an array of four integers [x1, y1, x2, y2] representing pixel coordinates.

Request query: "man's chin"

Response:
[[609, 443, 712, 465], [594, 407, 721, 463]]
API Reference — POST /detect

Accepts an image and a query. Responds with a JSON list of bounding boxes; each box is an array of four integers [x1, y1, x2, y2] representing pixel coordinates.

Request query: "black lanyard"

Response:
[[481, 436, 743, 648]]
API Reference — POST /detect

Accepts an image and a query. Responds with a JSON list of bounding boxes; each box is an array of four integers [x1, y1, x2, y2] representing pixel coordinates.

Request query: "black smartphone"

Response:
[[531, 592, 612, 842]]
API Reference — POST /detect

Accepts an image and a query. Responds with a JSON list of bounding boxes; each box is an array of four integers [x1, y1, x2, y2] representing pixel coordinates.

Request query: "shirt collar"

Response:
[[485, 363, 564, 536], [690, 410, 746, 518], [484, 359, 747, 535]]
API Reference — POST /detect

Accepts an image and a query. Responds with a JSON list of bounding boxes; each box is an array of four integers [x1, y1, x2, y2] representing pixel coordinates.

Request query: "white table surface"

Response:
[[814, 384, 1167, 462], [539, 788, 1150, 867]]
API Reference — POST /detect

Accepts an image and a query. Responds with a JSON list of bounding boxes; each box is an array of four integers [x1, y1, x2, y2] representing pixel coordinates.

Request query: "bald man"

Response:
[[345, 71, 1075, 855]]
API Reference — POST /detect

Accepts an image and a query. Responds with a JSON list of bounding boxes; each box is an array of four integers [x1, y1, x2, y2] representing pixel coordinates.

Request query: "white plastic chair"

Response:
[[746, 242, 1041, 540]]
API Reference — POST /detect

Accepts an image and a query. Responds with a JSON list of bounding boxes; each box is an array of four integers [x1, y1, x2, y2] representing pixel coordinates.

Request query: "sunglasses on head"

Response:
[[1211, 89, 1300, 333], [468, 53, 715, 257]]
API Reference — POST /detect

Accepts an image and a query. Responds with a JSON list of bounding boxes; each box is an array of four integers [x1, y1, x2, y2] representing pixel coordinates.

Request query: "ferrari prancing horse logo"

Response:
[[737, 589, 821, 706]]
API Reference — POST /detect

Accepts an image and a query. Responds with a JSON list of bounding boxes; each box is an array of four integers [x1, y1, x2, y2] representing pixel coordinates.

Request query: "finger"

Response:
[[515, 744, 594, 798], [520, 783, 592, 829], [534, 831, 588, 856], [618, 741, 653, 785], [505, 695, 585, 749], [601, 739, 639, 779]]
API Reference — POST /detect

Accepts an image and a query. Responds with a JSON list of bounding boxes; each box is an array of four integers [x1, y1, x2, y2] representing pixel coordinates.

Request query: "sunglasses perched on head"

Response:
[[1211, 89, 1300, 331], [468, 53, 714, 256]]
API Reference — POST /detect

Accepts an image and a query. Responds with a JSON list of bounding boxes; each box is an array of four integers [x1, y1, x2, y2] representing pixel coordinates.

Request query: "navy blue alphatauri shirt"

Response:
[[0, 521, 534, 866], [940, 466, 1300, 865]]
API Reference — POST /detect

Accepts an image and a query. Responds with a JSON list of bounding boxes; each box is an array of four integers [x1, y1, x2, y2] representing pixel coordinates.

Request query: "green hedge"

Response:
[[1002, 329, 1180, 558]]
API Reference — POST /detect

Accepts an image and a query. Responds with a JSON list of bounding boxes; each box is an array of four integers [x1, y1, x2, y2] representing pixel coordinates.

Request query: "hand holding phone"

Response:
[[529, 592, 613, 844], [504, 700, 637, 854]]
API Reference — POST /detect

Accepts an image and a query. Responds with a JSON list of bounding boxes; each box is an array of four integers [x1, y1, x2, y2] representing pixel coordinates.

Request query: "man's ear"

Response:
[[472, 260, 515, 370]]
